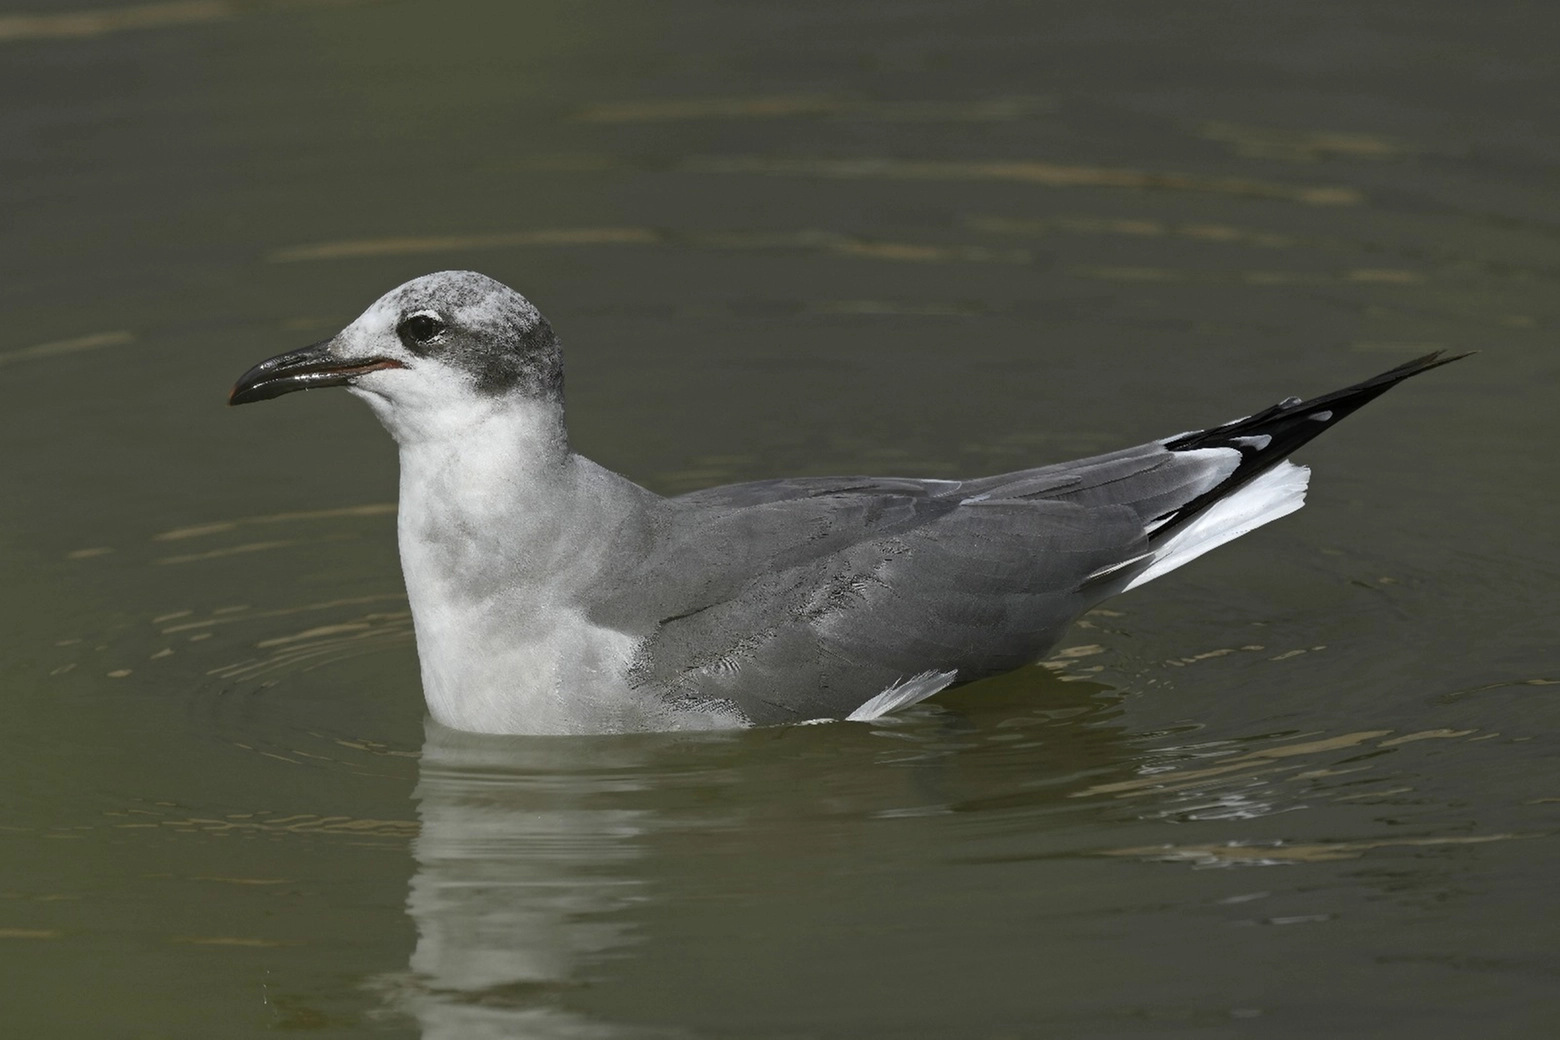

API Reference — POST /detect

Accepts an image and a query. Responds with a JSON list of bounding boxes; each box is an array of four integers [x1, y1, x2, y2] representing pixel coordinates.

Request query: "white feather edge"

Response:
[[1121, 460, 1311, 592], [847, 669, 959, 722]]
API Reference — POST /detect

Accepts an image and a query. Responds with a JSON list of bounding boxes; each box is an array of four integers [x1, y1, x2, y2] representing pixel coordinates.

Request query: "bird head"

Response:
[[229, 270, 564, 444]]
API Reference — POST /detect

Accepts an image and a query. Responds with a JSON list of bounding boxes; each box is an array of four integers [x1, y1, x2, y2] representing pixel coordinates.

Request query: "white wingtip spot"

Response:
[[847, 669, 958, 722]]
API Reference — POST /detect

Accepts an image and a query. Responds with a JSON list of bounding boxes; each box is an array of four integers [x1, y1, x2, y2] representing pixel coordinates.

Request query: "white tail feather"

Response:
[[1122, 461, 1310, 592], [847, 669, 959, 721]]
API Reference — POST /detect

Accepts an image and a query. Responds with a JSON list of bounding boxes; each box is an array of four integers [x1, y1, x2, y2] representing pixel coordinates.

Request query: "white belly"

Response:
[[407, 588, 749, 734], [411, 592, 642, 734]]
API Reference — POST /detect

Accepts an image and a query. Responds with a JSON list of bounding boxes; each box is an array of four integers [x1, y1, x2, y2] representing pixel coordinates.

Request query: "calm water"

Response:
[[2, 0, 1557, 1035]]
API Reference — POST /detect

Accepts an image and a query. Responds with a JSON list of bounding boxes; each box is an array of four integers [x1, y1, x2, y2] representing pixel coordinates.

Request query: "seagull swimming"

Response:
[[229, 271, 1463, 734]]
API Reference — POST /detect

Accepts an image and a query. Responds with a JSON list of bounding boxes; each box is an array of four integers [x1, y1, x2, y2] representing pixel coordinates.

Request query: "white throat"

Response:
[[391, 397, 573, 582]]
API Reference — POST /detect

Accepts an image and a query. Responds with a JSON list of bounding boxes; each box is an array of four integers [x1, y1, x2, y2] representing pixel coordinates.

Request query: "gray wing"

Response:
[[597, 440, 1236, 724], [672, 438, 1232, 517], [604, 350, 1466, 724]]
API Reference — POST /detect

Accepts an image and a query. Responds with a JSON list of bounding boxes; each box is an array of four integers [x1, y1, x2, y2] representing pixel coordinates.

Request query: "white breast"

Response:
[[390, 406, 746, 734], [406, 584, 644, 734]]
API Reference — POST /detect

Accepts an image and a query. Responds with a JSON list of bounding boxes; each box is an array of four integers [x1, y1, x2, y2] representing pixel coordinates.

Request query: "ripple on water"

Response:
[[48, 501, 422, 775]]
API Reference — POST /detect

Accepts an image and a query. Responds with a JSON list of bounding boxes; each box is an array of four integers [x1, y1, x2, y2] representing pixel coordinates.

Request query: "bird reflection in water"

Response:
[[371, 674, 1129, 1037], [378, 722, 687, 1038]]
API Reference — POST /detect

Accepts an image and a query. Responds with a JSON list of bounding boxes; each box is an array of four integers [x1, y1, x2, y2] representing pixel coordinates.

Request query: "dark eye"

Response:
[[398, 312, 446, 347]]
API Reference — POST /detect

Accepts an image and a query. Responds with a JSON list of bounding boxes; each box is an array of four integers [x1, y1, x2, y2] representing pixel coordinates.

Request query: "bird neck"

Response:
[[392, 397, 653, 601], [398, 393, 568, 482], [396, 398, 571, 566]]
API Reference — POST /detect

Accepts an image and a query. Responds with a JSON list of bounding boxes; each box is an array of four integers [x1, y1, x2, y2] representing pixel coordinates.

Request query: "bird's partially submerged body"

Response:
[[230, 271, 1463, 734]]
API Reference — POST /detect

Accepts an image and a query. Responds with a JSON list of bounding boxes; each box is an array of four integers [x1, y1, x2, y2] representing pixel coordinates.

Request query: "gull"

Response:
[[229, 271, 1463, 734]]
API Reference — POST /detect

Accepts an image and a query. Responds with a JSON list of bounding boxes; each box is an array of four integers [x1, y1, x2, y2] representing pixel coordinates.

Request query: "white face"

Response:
[[335, 292, 492, 445], [230, 270, 564, 446]]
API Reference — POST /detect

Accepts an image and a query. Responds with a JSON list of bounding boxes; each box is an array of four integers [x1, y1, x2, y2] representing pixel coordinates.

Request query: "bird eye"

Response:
[[398, 312, 446, 347]]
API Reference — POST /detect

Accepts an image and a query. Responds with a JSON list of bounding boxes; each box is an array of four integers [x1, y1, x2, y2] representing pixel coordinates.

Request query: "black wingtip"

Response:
[[1168, 349, 1471, 453], [1151, 349, 1470, 542], [1286, 348, 1472, 414], [1372, 348, 1474, 381]]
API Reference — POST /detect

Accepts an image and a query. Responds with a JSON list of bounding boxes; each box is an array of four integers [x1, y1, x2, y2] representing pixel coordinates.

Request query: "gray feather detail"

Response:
[[593, 446, 1248, 723], [607, 487, 1155, 723]]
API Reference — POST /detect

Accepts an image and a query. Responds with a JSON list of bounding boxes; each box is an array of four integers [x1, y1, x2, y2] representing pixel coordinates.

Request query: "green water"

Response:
[[2, 0, 1556, 1035]]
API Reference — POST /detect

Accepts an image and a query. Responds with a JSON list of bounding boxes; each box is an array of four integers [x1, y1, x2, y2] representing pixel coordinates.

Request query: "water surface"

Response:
[[2, 0, 1557, 1035]]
